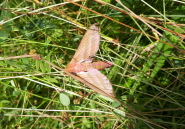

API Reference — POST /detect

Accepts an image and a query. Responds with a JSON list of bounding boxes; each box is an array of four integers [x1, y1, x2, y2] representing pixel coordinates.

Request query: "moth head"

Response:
[[105, 61, 113, 67]]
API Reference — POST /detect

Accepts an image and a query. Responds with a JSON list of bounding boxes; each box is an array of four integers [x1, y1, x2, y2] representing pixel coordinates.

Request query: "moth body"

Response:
[[65, 61, 113, 73]]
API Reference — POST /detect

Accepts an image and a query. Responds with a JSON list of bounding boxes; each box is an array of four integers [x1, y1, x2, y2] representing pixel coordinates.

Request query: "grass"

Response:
[[0, 0, 185, 128]]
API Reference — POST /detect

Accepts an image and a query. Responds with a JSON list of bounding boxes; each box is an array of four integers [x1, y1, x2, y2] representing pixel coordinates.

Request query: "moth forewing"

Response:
[[77, 69, 114, 98], [70, 23, 100, 63]]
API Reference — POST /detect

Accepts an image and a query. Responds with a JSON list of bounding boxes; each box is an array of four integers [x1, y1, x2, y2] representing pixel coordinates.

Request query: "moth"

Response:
[[65, 23, 114, 98]]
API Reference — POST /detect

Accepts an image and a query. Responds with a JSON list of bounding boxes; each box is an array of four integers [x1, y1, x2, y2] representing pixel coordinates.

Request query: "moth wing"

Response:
[[70, 23, 100, 63], [77, 68, 114, 97]]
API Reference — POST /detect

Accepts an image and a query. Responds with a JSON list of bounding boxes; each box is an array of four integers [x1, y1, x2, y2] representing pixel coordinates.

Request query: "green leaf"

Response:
[[59, 93, 70, 106]]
